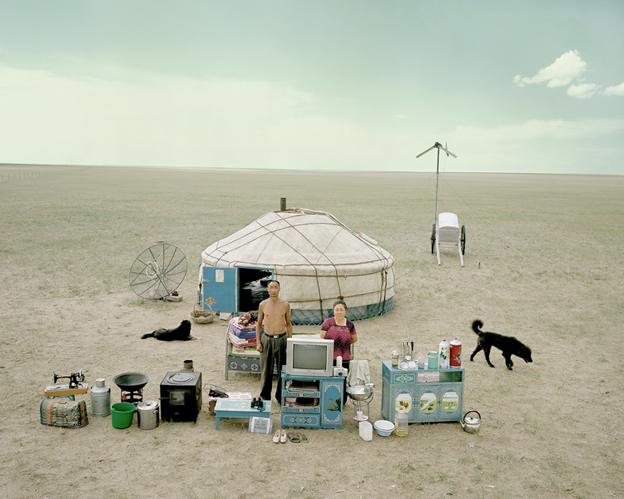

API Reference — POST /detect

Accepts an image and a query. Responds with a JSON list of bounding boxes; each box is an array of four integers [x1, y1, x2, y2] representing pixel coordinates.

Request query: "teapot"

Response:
[[461, 410, 481, 434]]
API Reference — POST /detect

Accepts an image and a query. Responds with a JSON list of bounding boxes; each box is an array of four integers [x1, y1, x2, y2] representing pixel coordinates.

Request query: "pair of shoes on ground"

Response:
[[286, 432, 308, 443], [272, 429, 287, 444]]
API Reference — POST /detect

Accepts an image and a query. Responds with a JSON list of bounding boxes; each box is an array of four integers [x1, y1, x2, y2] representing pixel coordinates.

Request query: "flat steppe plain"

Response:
[[1, 165, 622, 498]]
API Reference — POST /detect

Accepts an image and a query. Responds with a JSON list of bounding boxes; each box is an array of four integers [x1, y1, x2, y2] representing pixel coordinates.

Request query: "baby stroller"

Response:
[[417, 141, 466, 266], [433, 212, 466, 266]]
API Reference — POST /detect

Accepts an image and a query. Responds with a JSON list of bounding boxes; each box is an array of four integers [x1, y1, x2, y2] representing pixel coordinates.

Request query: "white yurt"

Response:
[[198, 208, 395, 324]]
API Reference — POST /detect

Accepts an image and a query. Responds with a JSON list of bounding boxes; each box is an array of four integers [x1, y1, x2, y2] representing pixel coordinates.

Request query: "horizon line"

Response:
[[0, 162, 622, 177]]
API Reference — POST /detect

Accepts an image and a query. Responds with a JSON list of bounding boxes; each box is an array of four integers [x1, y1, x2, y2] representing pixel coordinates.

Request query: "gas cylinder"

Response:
[[438, 339, 450, 369], [90, 378, 111, 416], [450, 338, 462, 367]]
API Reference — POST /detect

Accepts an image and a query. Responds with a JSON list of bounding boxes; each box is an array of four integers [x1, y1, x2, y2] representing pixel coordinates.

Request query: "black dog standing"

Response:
[[470, 319, 532, 370], [141, 320, 193, 341]]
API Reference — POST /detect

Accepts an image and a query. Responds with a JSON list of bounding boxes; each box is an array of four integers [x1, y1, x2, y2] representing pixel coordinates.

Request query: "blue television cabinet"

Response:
[[280, 367, 344, 429], [381, 361, 464, 424]]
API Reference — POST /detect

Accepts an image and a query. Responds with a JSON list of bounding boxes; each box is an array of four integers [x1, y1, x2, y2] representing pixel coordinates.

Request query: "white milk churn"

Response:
[[90, 378, 111, 416]]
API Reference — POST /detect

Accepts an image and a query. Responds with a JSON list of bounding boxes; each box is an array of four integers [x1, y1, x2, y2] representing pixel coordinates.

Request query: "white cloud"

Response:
[[603, 82, 624, 96], [514, 50, 587, 88], [567, 83, 598, 99]]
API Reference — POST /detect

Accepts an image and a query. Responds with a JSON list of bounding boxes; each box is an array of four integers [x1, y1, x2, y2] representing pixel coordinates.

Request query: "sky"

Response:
[[0, 1, 623, 173]]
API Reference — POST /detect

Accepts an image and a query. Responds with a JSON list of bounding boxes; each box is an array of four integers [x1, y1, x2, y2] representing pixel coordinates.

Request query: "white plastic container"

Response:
[[438, 339, 450, 369], [359, 420, 373, 441]]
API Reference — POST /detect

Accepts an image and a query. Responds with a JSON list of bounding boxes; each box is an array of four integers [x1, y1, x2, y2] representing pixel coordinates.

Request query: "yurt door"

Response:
[[201, 267, 238, 313]]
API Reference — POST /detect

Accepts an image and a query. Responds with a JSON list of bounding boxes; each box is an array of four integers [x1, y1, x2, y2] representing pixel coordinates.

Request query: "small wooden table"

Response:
[[214, 399, 271, 430], [42, 383, 89, 398]]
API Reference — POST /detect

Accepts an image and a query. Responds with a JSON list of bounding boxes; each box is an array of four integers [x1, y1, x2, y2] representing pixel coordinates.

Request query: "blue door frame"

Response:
[[201, 267, 238, 313], [201, 266, 274, 314]]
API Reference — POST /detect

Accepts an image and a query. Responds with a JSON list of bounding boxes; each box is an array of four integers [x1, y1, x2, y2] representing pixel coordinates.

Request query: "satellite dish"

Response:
[[129, 241, 187, 299]]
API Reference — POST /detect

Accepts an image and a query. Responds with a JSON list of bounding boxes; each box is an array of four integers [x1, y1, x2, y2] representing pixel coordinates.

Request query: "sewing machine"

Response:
[[43, 370, 89, 397]]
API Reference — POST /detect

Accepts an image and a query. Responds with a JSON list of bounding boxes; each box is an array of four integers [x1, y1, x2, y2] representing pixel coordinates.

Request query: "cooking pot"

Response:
[[137, 400, 160, 430], [461, 410, 481, 434]]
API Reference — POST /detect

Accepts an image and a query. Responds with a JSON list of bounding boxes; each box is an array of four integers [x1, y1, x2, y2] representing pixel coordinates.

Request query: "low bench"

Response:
[[214, 399, 271, 430]]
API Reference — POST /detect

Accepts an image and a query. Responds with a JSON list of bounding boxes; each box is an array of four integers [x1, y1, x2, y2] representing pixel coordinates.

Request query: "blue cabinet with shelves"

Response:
[[381, 361, 464, 424], [280, 367, 343, 429]]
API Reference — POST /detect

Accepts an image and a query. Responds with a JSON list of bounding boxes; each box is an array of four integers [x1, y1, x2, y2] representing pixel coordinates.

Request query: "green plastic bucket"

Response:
[[111, 402, 136, 429]]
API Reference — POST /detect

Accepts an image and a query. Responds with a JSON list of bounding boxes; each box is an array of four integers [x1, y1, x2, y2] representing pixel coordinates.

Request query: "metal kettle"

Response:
[[461, 410, 481, 434]]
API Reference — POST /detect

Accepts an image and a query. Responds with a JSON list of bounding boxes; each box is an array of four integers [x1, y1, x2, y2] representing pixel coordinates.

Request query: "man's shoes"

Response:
[[251, 397, 265, 410]]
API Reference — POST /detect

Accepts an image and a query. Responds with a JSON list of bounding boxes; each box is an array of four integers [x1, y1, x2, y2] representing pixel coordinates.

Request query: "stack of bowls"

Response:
[[373, 419, 395, 437]]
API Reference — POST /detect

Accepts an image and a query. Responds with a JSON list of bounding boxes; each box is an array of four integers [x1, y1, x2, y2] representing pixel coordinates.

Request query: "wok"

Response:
[[113, 372, 150, 391]]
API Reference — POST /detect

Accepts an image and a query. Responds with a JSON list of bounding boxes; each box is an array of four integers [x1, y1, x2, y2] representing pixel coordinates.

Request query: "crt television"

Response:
[[287, 337, 334, 377]]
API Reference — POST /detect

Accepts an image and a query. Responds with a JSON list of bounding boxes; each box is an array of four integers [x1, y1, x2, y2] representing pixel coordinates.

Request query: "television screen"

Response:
[[292, 343, 328, 370], [287, 337, 334, 376]]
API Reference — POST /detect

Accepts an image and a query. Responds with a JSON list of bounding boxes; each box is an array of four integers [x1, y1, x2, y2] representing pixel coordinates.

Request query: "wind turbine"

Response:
[[416, 141, 457, 227], [416, 142, 465, 266]]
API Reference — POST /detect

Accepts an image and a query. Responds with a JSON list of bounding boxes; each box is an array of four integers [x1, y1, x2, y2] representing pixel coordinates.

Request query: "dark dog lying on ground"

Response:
[[141, 320, 192, 341], [470, 319, 532, 370]]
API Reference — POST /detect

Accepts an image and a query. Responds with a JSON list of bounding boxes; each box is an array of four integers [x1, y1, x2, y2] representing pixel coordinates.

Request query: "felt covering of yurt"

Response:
[[200, 208, 395, 324]]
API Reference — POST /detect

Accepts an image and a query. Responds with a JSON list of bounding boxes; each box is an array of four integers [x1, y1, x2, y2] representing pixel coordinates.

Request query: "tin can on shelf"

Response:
[[427, 351, 438, 369], [450, 338, 462, 367]]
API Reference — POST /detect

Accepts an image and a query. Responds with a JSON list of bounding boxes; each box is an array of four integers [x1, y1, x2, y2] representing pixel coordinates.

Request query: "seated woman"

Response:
[[320, 300, 357, 402]]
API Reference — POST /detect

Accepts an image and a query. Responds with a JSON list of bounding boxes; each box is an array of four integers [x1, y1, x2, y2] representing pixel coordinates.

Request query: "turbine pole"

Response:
[[434, 143, 440, 226], [415, 141, 458, 227]]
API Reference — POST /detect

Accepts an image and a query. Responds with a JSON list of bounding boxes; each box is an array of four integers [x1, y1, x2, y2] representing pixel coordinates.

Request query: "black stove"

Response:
[[120, 388, 144, 404], [160, 371, 202, 422]]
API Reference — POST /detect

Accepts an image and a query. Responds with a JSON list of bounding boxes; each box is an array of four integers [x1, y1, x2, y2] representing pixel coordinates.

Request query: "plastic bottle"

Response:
[[395, 412, 409, 437], [438, 339, 450, 369], [359, 420, 373, 441]]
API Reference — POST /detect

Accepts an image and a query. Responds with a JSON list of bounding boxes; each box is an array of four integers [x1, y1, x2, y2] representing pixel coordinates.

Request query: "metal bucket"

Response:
[[137, 400, 160, 430]]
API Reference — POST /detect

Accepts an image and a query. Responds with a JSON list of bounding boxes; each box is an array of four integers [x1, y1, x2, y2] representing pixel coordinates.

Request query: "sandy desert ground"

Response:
[[0, 164, 623, 498]]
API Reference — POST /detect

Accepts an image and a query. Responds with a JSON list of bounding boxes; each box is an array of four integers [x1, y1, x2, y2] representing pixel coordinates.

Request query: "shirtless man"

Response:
[[256, 280, 292, 403]]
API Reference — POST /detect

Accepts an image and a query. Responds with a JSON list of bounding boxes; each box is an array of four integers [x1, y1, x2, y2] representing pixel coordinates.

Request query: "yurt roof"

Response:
[[201, 208, 393, 276]]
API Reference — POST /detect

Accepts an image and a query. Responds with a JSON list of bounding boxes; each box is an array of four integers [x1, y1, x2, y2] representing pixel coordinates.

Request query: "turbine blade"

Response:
[[416, 144, 438, 158], [439, 143, 457, 158]]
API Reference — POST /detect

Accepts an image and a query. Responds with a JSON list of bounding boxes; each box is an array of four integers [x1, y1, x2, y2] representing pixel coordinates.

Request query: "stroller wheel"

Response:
[[460, 225, 466, 255]]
